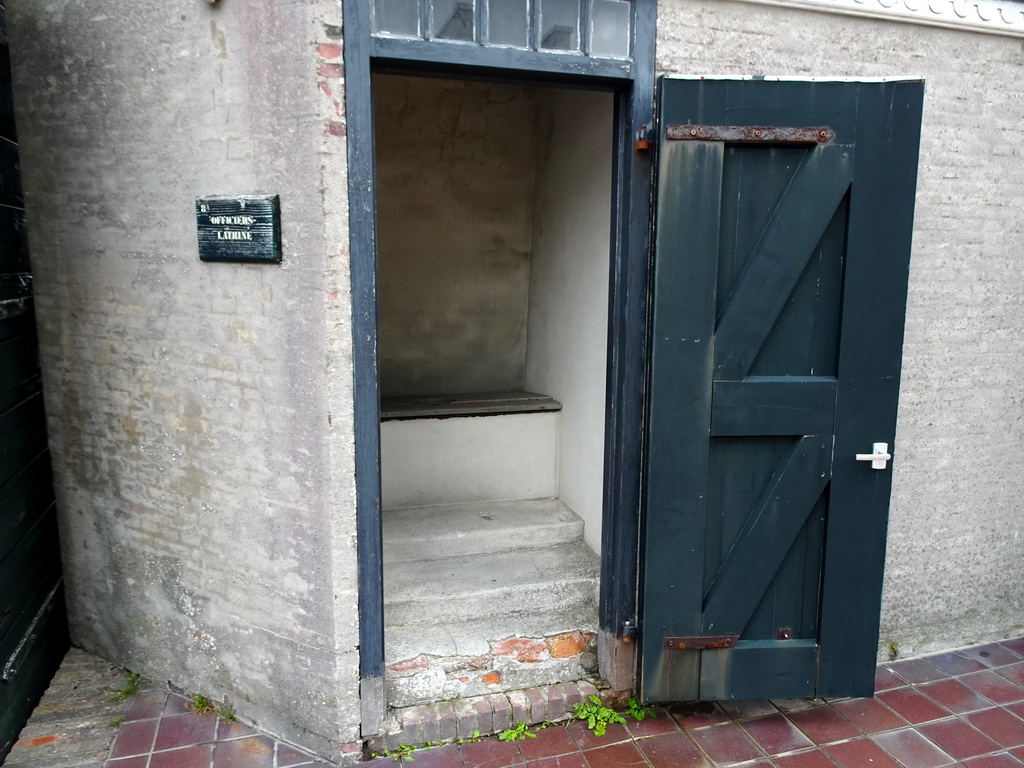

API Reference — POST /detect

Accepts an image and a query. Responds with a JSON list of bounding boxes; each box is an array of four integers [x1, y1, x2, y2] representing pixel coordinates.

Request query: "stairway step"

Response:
[[385, 609, 599, 663], [383, 498, 585, 563], [384, 539, 598, 627]]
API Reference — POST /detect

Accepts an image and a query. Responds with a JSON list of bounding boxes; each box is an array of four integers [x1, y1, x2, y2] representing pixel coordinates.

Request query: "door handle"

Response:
[[856, 442, 891, 470]]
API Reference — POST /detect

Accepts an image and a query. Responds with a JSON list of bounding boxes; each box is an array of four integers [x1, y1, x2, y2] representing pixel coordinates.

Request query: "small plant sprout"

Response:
[[108, 672, 142, 703], [573, 695, 626, 737], [498, 721, 537, 741], [626, 697, 656, 722], [190, 694, 216, 715], [383, 743, 416, 761]]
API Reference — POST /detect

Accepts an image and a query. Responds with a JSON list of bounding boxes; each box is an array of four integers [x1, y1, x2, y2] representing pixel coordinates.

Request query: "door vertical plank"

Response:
[[714, 145, 853, 381], [818, 80, 925, 697], [640, 137, 722, 702], [702, 435, 833, 636]]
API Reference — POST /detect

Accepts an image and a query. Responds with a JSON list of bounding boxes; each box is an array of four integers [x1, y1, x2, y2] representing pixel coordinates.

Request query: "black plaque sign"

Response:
[[196, 195, 281, 263]]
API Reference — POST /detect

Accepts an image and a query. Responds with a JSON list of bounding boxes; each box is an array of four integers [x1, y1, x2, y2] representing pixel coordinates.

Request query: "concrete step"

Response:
[[382, 498, 585, 563], [383, 539, 598, 627]]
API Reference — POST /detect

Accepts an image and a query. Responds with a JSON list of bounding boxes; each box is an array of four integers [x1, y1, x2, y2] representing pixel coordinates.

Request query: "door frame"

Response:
[[341, 0, 657, 733]]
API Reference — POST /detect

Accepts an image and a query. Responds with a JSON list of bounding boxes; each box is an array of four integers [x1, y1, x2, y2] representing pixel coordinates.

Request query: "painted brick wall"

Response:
[[657, 0, 1024, 657], [6, 1, 361, 759]]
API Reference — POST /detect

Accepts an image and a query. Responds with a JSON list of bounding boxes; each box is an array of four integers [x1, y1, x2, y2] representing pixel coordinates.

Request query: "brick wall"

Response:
[[7, 1, 360, 757], [657, 0, 1024, 656]]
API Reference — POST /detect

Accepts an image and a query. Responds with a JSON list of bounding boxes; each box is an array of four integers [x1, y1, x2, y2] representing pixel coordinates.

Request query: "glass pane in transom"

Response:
[[433, 0, 476, 41], [374, 0, 419, 36], [540, 0, 581, 51], [488, 0, 529, 47], [591, 0, 630, 58]]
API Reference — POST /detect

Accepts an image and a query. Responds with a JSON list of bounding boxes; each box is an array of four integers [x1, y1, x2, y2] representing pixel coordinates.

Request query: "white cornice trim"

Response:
[[726, 0, 1024, 38]]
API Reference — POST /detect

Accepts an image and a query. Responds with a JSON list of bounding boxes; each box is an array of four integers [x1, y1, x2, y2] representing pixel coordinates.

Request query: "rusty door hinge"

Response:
[[664, 634, 739, 650], [666, 125, 834, 144]]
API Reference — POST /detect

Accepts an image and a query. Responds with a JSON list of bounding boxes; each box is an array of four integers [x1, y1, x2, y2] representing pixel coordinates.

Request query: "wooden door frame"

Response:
[[342, 0, 657, 733]]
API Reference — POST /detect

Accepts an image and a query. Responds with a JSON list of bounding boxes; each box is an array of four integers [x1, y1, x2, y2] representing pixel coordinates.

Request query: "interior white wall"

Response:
[[525, 89, 613, 554], [380, 413, 559, 509], [373, 75, 539, 397]]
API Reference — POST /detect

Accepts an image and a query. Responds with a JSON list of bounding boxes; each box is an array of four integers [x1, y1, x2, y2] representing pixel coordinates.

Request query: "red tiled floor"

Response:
[[278, 743, 322, 766], [964, 644, 1023, 669], [1006, 701, 1024, 720], [918, 717, 1002, 760], [740, 714, 814, 755], [999, 639, 1024, 656], [965, 708, 1024, 748], [919, 679, 995, 713], [526, 754, 589, 768], [637, 731, 712, 768], [109, 719, 159, 759], [122, 692, 166, 722], [962, 753, 1024, 767], [516, 727, 578, 761], [399, 744, 465, 767], [688, 722, 763, 764], [670, 702, 731, 730], [1011, 745, 1024, 760], [889, 658, 950, 684], [925, 652, 988, 677], [872, 728, 956, 768], [824, 737, 902, 767], [787, 704, 860, 744], [832, 696, 907, 734], [107, 758, 149, 768], [149, 744, 214, 768], [875, 666, 907, 692], [153, 711, 219, 751], [720, 700, 779, 721], [732, 760, 774, 767], [877, 687, 951, 724], [212, 735, 276, 767], [962, 671, 1024, 705], [774, 749, 839, 768], [771, 699, 821, 713], [999, 664, 1024, 687], [217, 718, 258, 740], [567, 720, 630, 750], [583, 740, 650, 767], [460, 737, 524, 768], [162, 694, 195, 716], [624, 709, 681, 739]]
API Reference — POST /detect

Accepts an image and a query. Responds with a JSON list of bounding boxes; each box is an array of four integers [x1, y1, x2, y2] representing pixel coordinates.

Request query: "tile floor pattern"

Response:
[[96, 637, 1024, 767]]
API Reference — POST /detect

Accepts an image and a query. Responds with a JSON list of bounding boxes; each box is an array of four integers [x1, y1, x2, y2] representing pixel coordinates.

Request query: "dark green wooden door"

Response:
[[640, 78, 924, 702], [0, 3, 68, 759]]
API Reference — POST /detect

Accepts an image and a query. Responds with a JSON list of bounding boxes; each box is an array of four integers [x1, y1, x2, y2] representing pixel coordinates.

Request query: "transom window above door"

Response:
[[372, 0, 632, 60]]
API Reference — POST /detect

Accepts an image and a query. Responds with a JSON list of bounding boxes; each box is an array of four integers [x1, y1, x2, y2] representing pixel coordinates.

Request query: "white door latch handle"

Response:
[[856, 442, 891, 470]]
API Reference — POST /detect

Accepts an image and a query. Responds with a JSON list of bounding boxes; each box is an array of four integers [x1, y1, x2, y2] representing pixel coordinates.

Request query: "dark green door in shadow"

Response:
[[640, 78, 924, 702], [0, 4, 69, 759]]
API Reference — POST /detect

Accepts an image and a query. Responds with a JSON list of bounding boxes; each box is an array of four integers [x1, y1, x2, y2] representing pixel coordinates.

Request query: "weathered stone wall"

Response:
[[657, 0, 1024, 657], [374, 75, 539, 398], [7, 1, 361, 759]]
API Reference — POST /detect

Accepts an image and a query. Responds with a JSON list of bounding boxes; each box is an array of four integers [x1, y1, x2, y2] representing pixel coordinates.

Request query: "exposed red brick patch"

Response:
[[24, 735, 62, 748], [482, 672, 502, 685], [317, 43, 342, 59], [491, 637, 549, 663], [547, 631, 594, 658], [325, 121, 346, 137], [318, 62, 344, 78], [318, 81, 333, 97], [388, 655, 428, 673]]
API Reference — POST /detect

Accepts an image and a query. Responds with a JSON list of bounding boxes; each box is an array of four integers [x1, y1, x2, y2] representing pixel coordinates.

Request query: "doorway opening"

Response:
[[373, 73, 614, 708]]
